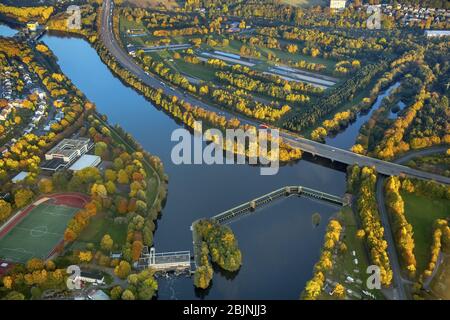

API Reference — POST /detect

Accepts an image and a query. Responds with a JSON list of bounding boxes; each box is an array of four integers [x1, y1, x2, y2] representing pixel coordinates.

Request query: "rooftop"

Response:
[[68, 154, 101, 172], [11, 171, 29, 183], [80, 271, 104, 281], [46, 138, 91, 158]]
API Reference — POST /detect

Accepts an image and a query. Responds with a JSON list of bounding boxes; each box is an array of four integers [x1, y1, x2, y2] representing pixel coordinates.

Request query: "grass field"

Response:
[[0, 203, 78, 263], [73, 212, 127, 250], [402, 192, 450, 274]]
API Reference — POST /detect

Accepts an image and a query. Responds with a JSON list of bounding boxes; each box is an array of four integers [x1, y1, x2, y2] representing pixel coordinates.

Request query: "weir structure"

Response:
[[212, 185, 344, 225], [137, 247, 192, 273], [191, 185, 346, 267]]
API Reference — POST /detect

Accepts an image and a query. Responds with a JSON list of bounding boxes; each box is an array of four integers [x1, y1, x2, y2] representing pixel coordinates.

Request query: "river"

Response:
[[325, 82, 401, 149], [0, 24, 381, 299]]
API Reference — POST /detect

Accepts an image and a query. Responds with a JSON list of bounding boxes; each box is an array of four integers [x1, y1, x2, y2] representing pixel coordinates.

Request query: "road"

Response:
[[376, 146, 449, 300], [100, 0, 450, 186]]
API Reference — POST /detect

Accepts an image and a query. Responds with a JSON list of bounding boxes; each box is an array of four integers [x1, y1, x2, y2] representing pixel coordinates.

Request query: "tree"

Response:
[[38, 178, 53, 194], [356, 229, 365, 239], [14, 188, 34, 208], [121, 289, 135, 300], [286, 44, 298, 53], [131, 240, 143, 262], [105, 169, 117, 182], [2, 291, 25, 300], [101, 234, 114, 252], [193, 265, 213, 289], [95, 141, 108, 157], [26, 258, 44, 272], [91, 183, 107, 197], [332, 283, 346, 298], [105, 181, 116, 194], [312, 212, 321, 227], [0, 199, 12, 221], [3, 276, 13, 289], [79, 251, 93, 262], [114, 260, 131, 279], [110, 286, 123, 300], [117, 169, 129, 184]]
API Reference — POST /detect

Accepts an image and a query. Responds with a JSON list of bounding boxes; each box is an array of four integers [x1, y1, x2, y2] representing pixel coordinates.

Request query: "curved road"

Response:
[[376, 146, 448, 300], [100, 0, 449, 186]]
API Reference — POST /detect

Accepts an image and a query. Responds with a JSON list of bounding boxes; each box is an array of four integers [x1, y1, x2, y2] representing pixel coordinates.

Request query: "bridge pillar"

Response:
[[150, 247, 156, 265], [249, 201, 256, 211], [285, 186, 291, 195]]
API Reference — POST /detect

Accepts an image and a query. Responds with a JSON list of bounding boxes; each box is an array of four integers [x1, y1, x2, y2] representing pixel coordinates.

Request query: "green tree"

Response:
[[110, 286, 123, 300], [121, 289, 135, 300]]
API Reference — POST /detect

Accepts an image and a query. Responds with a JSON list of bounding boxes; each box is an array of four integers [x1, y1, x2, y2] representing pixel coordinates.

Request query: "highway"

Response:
[[100, 0, 450, 186]]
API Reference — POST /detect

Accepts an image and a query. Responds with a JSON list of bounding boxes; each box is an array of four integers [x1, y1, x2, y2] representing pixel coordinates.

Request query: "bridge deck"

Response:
[[212, 185, 344, 224]]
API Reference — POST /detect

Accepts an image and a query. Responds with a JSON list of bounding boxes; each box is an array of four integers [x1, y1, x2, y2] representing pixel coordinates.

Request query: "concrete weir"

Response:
[[212, 185, 345, 225], [190, 185, 346, 268]]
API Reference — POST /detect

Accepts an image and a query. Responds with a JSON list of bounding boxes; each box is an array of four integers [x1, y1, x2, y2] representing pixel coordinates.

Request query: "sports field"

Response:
[[0, 199, 81, 263]]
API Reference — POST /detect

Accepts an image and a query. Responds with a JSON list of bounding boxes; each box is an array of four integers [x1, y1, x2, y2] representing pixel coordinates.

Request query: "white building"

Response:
[[41, 138, 93, 171], [45, 138, 91, 163], [425, 30, 450, 38], [12, 171, 30, 183], [68, 154, 101, 172], [330, 0, 346, 10], [75, 271, 105, 285]]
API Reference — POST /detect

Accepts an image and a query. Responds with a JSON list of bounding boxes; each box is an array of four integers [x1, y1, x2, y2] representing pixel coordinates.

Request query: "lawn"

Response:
[[75, 212, 127, 248], [402, 192, 450, 274]]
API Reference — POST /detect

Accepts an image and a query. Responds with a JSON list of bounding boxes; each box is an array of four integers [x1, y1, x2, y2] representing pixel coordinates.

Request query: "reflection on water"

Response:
[[0, 23, 16, 37]]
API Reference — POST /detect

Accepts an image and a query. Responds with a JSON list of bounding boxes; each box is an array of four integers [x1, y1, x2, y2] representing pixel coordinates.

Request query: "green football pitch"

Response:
[[0, 203, 78, 263]]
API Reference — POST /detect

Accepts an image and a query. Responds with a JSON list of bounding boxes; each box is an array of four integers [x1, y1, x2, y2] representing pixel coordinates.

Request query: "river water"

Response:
[[0, 24, 388, 299], [325, 82, 400, 149]]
